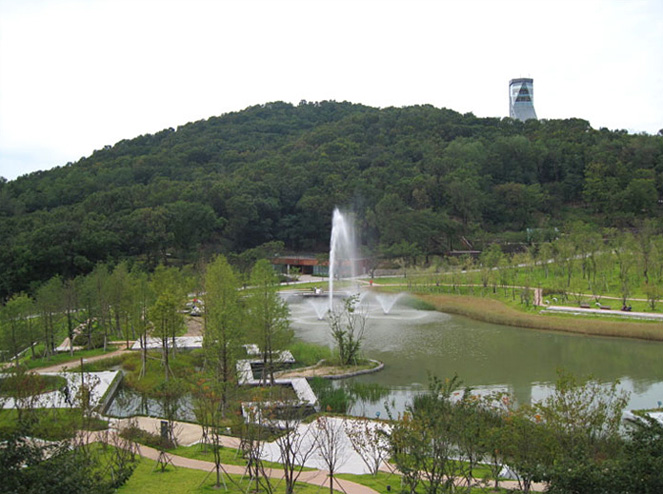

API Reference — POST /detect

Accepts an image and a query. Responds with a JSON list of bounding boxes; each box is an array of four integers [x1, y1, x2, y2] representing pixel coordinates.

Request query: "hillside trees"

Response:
[[0, 102, 662, 298]]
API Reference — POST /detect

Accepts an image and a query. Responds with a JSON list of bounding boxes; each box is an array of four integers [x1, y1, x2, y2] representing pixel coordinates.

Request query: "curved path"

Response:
[[34, 345, 133, 374], [87, 427, 379, 494], [105, 417, 544, 493]]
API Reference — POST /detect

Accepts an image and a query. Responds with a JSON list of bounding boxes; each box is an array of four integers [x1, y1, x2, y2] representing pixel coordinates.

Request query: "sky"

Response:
[[1, 0, 662, 181]]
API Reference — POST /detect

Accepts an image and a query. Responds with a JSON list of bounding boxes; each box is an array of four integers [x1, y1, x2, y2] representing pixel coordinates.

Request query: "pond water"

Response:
[[287, 293, 663, 417], [105, 385, 197, 422]]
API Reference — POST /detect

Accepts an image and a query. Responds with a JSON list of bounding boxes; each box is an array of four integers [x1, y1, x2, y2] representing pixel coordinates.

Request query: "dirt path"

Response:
[[184, 315, 204, 336], [34, 346, 133, 374]]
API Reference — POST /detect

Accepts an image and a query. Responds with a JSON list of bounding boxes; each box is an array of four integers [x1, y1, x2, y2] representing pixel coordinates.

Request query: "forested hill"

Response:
[[1, 100, 662, 297]]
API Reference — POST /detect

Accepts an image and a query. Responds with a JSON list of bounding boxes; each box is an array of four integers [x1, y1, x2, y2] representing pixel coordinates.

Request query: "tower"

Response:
[[509, 78, 537, 121]]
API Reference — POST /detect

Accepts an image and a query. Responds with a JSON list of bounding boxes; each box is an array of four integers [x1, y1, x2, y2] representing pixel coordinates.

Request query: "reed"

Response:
[[416, 293, 663, 342]]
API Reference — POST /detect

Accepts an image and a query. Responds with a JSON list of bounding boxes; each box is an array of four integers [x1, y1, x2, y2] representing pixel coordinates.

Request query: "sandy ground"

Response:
[[184, 315, 204, 336]]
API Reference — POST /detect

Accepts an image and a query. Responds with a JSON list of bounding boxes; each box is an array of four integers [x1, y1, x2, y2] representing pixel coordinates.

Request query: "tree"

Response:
[[479, 243, 502, 293], [617, 416, 663, 493], [327, 295, 367, 366], [128, 268, 154, 378], [533, 371, 629, 494], [247, 259, 292, 385], [192, 377, 238, 490], [345, 418, 391, 476], [107, 262, 133, 346], [35, 276, 63, 358], [1, 293, 35, 366], [389, 375, 464, 494], [148, 292, 183, 382], [203, 255, 243, 415], [312, 416, 348, 494], [272, 408, 318, 494]]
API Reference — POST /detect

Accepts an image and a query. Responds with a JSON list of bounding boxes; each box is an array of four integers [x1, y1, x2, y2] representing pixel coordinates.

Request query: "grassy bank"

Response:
[[416, 293, 663, 342]]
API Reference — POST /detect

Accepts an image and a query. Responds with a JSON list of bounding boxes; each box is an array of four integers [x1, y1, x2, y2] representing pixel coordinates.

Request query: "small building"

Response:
[[270, 254, 370, 278]]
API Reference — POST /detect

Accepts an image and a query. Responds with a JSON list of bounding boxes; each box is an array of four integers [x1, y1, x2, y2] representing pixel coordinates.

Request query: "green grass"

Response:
[[118, 457, 340, 493], [288, 341, 334, 367], [120, 350, 205, 396], [415, 292, 663, 341], [0, 408, 107, 440], [0, 373, 67, 397], [337, 470, 509, 494], [168, 443, 305, 470]]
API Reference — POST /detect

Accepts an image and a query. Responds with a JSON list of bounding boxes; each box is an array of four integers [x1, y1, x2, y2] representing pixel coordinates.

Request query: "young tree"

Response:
[[35, 276, 62, 358], [203, 255, 243, 415], [247, 259, 292, 385], [612, 233, 637, 306], [128, 268, 154, 377], [193, 377, 236, 490], [148, 292, 183, 382], [327, 295, 367, 366], [62, 277, 80, 357], [312, 416, 348, 494], [1, 293, 34, 366], [89, 263, 112, 351], [389, 375, 464, 494], [272, 408, 318, 494], [345, 418, 391, 476], [107, 261, 133, 344], [479, 243, 502, 293], [151, 265, 187, 355]]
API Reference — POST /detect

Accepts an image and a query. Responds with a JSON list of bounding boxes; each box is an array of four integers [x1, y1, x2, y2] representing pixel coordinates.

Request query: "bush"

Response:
[[119, 424, 175, 450], [73, 331, 105, 349]]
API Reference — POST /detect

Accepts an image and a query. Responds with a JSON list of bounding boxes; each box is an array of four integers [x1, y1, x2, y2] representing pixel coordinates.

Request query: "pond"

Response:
[[105, 384, 197, 422], [287, 292, 663, 417]]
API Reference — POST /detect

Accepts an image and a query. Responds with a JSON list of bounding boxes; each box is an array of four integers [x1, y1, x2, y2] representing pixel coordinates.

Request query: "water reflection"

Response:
[[105, 385, 197, 422], [288, 295, 663, 416]]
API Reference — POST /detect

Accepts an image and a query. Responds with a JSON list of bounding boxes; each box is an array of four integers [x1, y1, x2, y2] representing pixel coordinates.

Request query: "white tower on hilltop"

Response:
[[509, 78, 537, 121]]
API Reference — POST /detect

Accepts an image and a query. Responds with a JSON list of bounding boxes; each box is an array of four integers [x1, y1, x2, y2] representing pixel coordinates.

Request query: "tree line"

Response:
[[386, 371, 663, 494], [0, 101, 662, 299]]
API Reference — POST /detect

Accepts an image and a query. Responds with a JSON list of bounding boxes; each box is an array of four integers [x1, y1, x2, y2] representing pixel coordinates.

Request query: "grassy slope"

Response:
[[416, 293, 663, 341]]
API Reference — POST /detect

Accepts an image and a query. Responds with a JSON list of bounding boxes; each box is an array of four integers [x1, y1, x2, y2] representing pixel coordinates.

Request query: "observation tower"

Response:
[[509, 78, 537, 121]]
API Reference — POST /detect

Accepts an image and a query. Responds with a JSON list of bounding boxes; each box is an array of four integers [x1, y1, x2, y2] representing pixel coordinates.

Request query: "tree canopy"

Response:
[[1, 101, 662, 298]]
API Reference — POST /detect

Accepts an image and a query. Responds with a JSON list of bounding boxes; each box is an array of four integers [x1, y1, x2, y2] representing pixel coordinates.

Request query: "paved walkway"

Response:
[[105, 416, 544, 492], [34, 346, 133, 374], [88, 428, 380, 494], [542, 305, 663, 320]]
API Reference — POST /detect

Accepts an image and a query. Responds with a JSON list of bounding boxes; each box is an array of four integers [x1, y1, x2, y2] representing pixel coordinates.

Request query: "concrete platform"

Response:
[[2, 370, 121, 410]]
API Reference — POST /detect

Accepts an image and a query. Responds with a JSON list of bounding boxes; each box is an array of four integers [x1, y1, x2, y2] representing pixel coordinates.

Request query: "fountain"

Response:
[[306, 298, 329, 321], [375, 292, 405, 314], [328, 208, 359, 310]]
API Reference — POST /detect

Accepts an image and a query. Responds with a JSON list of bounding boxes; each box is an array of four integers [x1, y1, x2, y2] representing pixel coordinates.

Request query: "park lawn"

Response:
[[0, 408, 107, 440], [118, 457, 340, 494], [336, 470, 510, 494], [0, 373, 67, 397], [168, 443, 311, 471]]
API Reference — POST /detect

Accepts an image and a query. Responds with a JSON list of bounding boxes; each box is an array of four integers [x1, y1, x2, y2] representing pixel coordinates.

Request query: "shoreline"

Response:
[[275, 358, 384, 380], [415, 292, 663, 342]]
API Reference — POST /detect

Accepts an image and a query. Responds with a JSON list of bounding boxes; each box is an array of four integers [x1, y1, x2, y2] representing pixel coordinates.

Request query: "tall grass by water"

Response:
[[417, 293, 663, 342]]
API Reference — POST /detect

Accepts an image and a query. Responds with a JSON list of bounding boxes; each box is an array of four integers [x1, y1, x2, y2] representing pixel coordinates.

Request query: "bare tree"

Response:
[[312, 416, 348, 494], [240, 404, 273, 494], [345, 418, 391, 476], [272, 407, 318, 494]]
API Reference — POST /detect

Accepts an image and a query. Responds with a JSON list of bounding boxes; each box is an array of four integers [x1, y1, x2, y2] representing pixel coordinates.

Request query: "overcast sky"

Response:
[[1, 0, 662, 181]]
